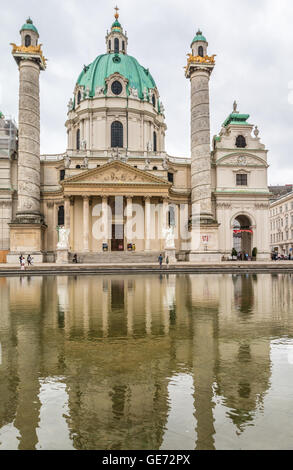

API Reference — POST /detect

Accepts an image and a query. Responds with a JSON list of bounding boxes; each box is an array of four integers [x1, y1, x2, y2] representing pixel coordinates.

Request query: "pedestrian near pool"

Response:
[[19, 254, 23, 266], [20, 257, 25, 271], [27, 254, 32, 266], [166, 256, 169, 268], [158, 253, 163, 268]]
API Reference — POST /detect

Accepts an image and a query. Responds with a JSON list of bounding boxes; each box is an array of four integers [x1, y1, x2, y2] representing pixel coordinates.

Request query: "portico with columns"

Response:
[[44, 160, 185, 256]]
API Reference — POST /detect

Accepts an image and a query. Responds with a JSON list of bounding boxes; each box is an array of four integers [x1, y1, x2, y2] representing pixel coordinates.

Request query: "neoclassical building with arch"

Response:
[[1, 12, 271, 263]]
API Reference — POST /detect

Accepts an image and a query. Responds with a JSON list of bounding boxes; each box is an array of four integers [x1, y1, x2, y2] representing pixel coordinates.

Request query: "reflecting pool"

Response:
[[0, 273, 293, 450]]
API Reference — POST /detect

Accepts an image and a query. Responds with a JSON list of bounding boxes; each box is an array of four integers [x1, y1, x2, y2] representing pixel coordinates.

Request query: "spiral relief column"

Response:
[[17, 59, 41, 220], [7, 18, 47, 263], [185, 30, 220, 261]]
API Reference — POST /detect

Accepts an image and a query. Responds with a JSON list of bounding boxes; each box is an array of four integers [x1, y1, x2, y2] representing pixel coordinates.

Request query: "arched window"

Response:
[[111, 121, 123, 148], [76, 129, 80, 150], [122, 41, 125, 52], [236, 135, 247, 148], [153, 131, 157, 152], [76, 165, 81, 169], [114, 38, 119, 54], [198, 46, 204, 57], [25, 35, 31, 47], [58, 206, 64, 226], [152, 94, 156, 108], [77, 91, 81, 105], [108, 40, 111, 51], [153, 166, 158, 171]]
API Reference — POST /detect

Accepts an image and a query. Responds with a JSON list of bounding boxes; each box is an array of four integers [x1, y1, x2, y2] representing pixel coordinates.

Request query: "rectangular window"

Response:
[[236, 174, 247, 186], [168, 172, 174, 183], [60, 169, 65, 181]]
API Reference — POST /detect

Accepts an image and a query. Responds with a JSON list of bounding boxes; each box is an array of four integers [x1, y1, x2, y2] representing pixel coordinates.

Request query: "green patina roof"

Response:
[[20, 18, 38, 34], [0, 111, 4, 119], [76, 53, 157, 101], [223, 113, 250, 127], [112, 19, 122, 30], [191, 30, 207, 44]]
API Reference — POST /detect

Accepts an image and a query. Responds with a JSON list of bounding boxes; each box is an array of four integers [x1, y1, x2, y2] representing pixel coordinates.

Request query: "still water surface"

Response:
[[0, 273, 293, 450]]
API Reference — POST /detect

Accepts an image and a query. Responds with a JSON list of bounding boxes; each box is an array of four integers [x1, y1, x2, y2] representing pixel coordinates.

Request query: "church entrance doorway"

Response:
[[233, 215, 253, 257], [111, 224, 124, 251]]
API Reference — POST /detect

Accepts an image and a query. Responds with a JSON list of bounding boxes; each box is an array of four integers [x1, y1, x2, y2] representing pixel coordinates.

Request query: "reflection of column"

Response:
[[126, 197, 133, 245], [83, 281, 89, 333], [145, 196, 151, 251], [145, 279, 152, 335], [102, 282, 109, 337], [193, 319, 216, 450], [127, 281, 134, 336], [83, 196, 89, 252], [102, 196, 109, 244]]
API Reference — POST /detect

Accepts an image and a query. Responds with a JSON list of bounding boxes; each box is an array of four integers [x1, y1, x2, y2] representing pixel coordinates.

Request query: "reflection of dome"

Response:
[[76, 53, 157, 100]]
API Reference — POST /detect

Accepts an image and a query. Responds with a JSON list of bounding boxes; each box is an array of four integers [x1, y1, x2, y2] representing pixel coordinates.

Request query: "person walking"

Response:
[[19, 254, 23, 267], [166, 256, 169, 268], [27, 254, 32, 266], [20, 257, 25, 271], [158, 254, 163, 269], [73, 254, 78, 264]]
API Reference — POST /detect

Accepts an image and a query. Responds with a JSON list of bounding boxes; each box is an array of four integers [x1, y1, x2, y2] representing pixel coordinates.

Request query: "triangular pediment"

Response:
[[63, 161, 170, 186]]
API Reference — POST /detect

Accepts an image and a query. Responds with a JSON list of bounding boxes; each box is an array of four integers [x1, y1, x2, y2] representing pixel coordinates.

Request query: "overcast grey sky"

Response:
[[1, 0, 293, 184]]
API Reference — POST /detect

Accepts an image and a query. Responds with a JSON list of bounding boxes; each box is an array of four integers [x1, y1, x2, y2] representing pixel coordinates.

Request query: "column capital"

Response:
[[70, 196, 75, 206], [83, 194, 90, 201], [144, 196, 151, 203]]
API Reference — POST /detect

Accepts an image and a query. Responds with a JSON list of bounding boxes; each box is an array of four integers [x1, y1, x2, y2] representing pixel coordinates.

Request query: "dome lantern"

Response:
[[105, 6, 128, 55], [20, 17, 39, 47], [191, 29, 208, 57]]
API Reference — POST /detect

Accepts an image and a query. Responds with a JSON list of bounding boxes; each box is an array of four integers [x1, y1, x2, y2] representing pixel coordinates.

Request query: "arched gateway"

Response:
[[233, 215, 253, 256]]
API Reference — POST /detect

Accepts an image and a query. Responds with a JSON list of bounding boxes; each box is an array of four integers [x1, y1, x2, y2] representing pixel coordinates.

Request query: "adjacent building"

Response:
[[270, 191, 293, 255]]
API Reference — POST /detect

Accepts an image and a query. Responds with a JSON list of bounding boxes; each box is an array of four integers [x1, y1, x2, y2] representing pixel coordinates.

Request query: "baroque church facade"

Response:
[[0, 11, 271, 263]]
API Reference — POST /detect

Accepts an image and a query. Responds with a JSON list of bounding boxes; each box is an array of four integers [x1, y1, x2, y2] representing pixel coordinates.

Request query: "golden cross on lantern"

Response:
[[114, 6, 119, 19]]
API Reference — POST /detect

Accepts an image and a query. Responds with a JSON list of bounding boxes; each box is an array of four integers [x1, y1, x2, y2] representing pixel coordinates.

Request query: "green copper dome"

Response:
[[20, 18, 39, 35], [111, 19, 122, 31], [76, 53, 157, 101], [191, 30, 207, 44]]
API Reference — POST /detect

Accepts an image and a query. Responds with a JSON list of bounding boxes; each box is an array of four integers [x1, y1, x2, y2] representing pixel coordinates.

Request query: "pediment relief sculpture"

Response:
[[217, 154, 266, 167]]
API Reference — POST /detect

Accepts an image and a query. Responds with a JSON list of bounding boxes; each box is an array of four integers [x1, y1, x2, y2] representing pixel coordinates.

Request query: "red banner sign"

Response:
[[233, 230, 253, 234]]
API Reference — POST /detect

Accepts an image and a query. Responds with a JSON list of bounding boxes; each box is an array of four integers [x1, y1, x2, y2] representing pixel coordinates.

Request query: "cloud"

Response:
[[1, 0, 293, 184]]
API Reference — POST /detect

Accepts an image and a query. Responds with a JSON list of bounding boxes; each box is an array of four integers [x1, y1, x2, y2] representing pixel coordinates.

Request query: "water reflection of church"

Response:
[[1, 274, 292, 450]]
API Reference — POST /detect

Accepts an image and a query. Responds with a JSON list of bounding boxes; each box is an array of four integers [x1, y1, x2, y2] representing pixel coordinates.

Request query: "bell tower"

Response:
[[185, 30, 220, 261], [7, 18, 47, 263]]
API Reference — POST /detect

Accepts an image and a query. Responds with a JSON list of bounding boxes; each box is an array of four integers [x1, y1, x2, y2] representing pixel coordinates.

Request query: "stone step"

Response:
[[70, 252, 163, 264]]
